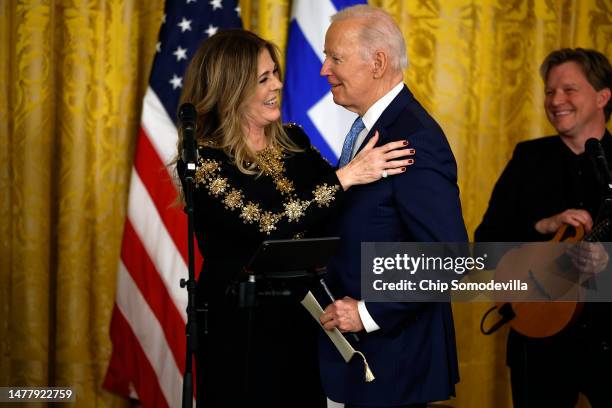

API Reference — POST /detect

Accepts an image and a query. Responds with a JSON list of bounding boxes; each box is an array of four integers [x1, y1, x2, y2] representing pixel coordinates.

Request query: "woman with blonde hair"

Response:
[[176, 29, 413, 407]]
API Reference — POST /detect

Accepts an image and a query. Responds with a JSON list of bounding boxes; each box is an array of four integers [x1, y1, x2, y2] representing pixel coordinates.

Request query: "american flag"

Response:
[[103, 1, 241, 406]]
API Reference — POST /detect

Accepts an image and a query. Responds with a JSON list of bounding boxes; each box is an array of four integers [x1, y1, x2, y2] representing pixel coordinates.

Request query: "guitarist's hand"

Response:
[[534, 209, 593, 235], [568, 242, 609, 277]]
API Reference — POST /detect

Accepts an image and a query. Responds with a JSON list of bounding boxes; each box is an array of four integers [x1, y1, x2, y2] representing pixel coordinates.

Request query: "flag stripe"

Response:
[[141, 87, 180, 167], [308, 92, 356, 157], [105, 305, 169, 408], [117, 261, 183, 406], [127, 168, 189, 319], [121, 219, 186, 372], [134, 126, 188, 262], [293, 0, 336, 62]]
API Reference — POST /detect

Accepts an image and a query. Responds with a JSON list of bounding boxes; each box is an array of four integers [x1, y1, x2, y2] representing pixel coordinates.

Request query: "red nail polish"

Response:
[[403, 141, 408, 145], [401, 167, 406, 172], [408, 159, 414, 164]]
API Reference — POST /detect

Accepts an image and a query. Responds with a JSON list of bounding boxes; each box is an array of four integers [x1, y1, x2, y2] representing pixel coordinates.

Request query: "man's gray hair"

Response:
[[332, 5, 408, 72]]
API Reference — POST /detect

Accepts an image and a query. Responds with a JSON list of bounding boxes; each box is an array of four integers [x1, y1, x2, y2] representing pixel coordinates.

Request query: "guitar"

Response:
[[492, 218, 610, 338]]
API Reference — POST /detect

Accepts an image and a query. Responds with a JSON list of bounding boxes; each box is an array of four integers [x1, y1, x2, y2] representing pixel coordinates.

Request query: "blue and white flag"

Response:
[[282, 0, 366, 163]]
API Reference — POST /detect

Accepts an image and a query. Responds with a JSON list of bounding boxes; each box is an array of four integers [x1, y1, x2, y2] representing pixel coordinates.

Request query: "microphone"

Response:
[[585, 138, 612, 195], [179, 103, 198, 171]]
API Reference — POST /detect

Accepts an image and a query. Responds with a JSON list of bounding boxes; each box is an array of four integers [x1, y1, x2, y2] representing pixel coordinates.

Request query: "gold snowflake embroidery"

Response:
[[255, 145, 294, 195], [313, 184, 339, 207], [194, 146, 342, 235], [275, 178, 295, 195], [284, 199, 309, 222], [259, 211, 282, 234], [195, 159, 221, 186], [223, 189, 243, 210], [240, 202, 261, 223], [208, 177, 229, 196]]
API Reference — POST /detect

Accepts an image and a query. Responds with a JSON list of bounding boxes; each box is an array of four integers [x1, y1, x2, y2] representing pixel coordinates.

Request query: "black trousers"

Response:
[[508, 326, 612, 408]]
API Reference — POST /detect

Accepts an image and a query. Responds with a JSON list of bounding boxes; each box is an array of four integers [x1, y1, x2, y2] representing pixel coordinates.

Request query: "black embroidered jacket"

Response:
[[178, 124, 342, 300]]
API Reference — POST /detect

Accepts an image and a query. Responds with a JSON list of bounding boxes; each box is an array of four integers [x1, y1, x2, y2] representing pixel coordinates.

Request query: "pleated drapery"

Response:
[[1, 1, 610, 406]]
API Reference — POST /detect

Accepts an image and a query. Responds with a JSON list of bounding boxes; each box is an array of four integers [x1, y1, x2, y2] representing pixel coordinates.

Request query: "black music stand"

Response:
[[237, 237, 340, 394]]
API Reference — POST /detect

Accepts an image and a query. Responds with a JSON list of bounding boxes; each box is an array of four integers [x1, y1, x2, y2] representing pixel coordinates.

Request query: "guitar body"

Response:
[[507, 302, 583, 338], [495, 224, 584, 338]]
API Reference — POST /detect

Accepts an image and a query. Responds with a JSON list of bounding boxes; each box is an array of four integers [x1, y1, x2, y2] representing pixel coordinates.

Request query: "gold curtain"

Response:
[[0, 0, 164, 406], [1, 0, 610, 407]]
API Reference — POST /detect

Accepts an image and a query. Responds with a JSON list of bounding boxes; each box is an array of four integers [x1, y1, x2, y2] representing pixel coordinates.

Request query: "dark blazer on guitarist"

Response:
[[475, 130, 612, 365]]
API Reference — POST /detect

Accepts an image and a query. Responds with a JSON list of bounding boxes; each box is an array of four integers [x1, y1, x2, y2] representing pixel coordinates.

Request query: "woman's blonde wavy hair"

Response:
[[178, 29, 301, 175]]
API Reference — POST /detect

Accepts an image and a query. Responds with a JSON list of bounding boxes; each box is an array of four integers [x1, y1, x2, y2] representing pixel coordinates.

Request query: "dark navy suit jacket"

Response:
[[319, 85, 468, 406]]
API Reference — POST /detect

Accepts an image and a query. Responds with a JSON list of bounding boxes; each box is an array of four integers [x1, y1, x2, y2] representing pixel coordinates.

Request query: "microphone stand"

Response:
[[179, 105, 198, 408], [180, 170, 198, 408]]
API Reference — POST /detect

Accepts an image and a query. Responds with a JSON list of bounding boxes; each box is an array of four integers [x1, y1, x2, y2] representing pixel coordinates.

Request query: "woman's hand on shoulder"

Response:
[[335, 131, 415, 190]]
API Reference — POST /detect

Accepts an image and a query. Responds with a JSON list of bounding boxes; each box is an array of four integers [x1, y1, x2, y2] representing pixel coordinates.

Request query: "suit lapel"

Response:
[[353, 84, 413, 156]]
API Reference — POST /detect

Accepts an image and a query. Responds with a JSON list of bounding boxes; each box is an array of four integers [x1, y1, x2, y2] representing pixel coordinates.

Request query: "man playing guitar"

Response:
[[476, 48, 612, 408]]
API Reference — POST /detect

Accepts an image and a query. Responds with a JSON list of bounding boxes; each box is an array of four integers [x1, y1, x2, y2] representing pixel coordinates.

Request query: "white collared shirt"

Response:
[[351, 81, 404, 334], [351, 81, 404, 157]]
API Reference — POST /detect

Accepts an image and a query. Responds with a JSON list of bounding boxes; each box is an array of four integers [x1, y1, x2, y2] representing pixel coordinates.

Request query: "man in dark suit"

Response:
[[475, 48, 612, 407], [317, 5, 467, 407]]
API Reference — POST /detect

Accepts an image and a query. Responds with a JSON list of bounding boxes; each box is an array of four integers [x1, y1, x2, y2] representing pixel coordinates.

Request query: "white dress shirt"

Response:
[[351, 81, 404, 157]]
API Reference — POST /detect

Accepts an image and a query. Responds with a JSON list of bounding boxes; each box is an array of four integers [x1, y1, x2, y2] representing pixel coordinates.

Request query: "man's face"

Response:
[[321, 20, 375, 116], [545, 61, 608, 139]]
